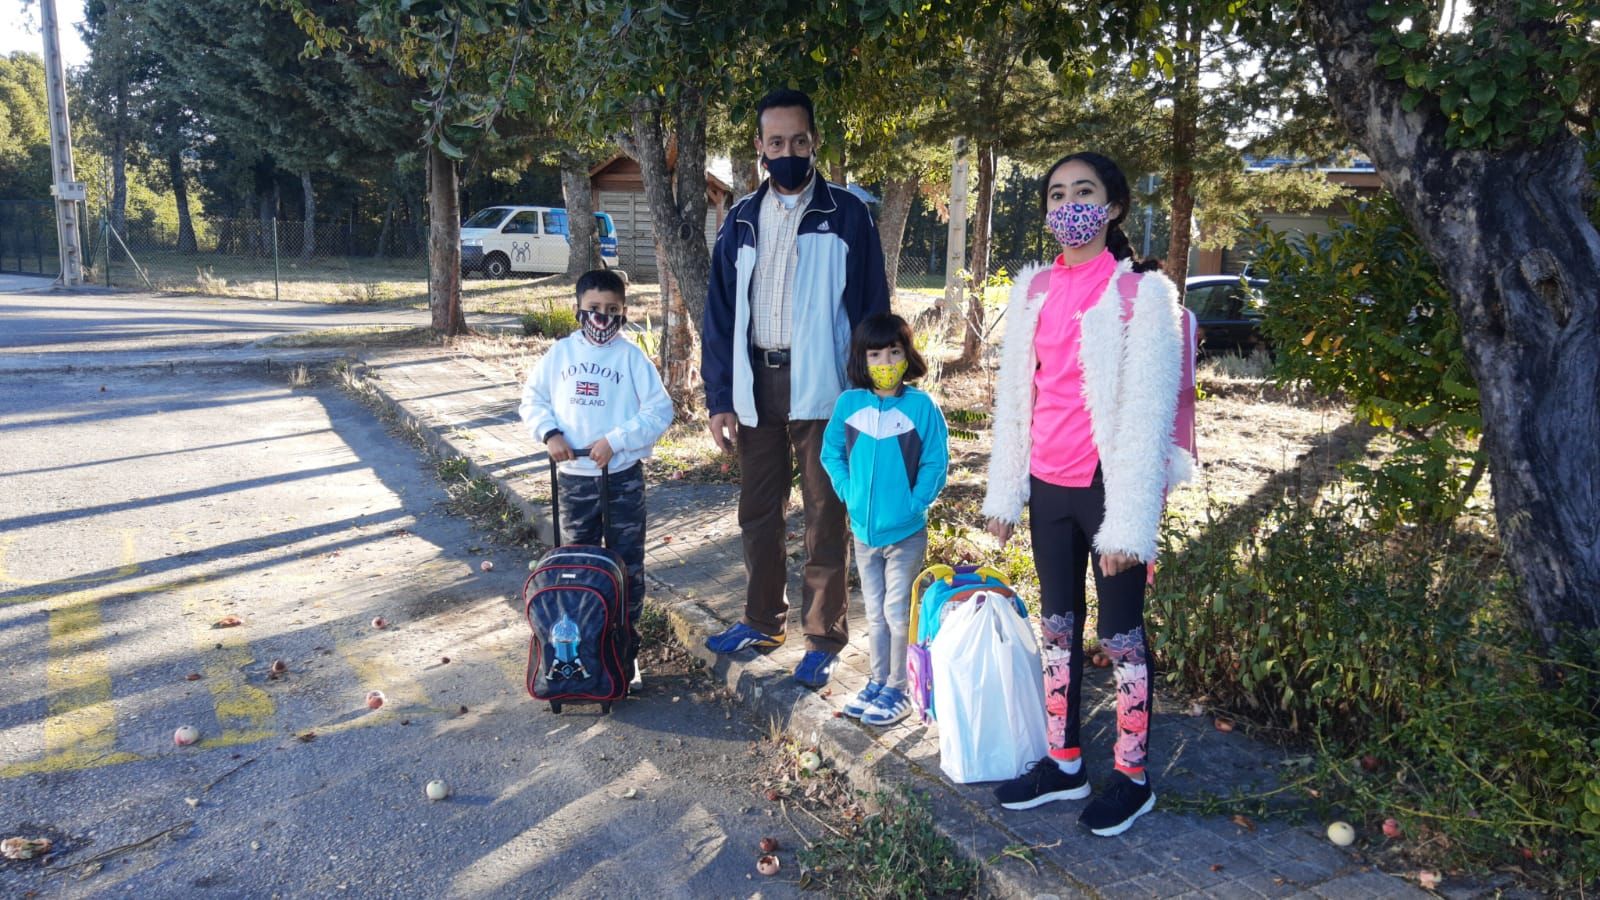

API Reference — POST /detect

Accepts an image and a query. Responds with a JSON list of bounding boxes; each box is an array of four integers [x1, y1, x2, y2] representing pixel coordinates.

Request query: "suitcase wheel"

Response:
[[600, 702, 612, 715], [549, 701, 563, 714]]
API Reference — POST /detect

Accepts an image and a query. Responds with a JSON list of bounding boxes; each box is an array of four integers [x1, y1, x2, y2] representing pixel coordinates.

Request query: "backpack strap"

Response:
[[1027, 267, 1052, 302], [908, 564, 956, 643]]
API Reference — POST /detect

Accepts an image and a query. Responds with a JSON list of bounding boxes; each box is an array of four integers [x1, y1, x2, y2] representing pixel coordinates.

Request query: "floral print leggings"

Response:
[[1028, 473, 1152, 773]]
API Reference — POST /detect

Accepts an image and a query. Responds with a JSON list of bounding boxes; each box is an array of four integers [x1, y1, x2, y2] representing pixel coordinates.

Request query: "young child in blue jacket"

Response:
[[821, 313, 949, 726]]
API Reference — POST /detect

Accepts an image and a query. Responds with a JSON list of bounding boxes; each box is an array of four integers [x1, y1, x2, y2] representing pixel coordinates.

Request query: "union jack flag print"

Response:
[[576, 381, 600, 396]]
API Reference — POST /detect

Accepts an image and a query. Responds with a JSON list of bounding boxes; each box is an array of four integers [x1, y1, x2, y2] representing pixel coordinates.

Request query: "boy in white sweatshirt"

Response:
[[519, 269, 674, 675]]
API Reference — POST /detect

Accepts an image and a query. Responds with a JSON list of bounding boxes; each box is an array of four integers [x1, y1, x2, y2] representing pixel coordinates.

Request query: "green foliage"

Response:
[[0, 53, 51, 198], [520, 307, 577, 339], [1368, 0, 1599, 151], [798, 785, 978, 899], [1151, 488, 1600, 885], [1250, 196, 1481, 527]]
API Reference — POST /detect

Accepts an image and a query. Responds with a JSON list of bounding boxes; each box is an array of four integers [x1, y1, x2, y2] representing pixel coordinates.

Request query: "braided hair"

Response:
[[1041, 152, 1162, 274]]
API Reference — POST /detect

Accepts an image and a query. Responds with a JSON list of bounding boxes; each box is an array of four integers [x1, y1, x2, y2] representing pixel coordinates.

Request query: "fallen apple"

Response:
[[1326, 821, 1356, 846], [270, 659, 287, 675], [1382, 817, 1402, 839], [371, 617, 388, 629], [756, 855, 780, 876], [174, 725, 200, 746], [480, 560, 494, 572], [798, 750, 822, 774], [1214, 717, 1235, 733], [366, 690, 386, 710], [1360, 754, 1381, 772], [759, 837, 779, 853], [426, 780, 450, 801]]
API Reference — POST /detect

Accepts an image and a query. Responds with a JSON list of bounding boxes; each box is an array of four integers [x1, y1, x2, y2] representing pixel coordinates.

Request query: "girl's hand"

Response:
[[1098, 551, 1140, 578], [985, 518, 1014, 546]]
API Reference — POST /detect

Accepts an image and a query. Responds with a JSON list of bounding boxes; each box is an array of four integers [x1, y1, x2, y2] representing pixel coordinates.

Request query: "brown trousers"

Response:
[[738, 361, 850, 653]]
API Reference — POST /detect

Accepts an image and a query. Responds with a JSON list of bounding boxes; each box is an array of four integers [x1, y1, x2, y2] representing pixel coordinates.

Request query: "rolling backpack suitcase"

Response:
[[905, 564, 1027, 723], [522, 451, 630, 714]]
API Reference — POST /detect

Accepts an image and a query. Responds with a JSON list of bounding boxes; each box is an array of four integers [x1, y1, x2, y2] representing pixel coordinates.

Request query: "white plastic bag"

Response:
[[930, 589, 1048, 783]]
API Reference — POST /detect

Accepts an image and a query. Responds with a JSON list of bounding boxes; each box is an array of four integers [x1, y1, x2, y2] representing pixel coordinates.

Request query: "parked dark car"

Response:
[[1183, 275, 1269, 356]]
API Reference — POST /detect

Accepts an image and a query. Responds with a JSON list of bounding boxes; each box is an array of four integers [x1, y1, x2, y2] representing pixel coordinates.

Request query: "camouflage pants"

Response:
[[556, 463, 646, 664]]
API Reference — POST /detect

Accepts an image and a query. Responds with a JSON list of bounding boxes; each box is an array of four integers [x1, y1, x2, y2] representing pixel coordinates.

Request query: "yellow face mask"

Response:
[[868, 359, 908, 391]]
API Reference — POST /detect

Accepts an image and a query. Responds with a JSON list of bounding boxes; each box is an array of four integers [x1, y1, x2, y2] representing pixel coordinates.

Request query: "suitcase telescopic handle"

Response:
[[548, 448, 611, 548]]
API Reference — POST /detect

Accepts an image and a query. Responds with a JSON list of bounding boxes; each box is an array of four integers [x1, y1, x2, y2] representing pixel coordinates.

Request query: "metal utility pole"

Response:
[[41, 0, 86, 287], [941, 137, 969, 317]]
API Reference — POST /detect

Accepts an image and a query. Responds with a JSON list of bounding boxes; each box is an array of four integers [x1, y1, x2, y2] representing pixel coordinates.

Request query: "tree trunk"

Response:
[[560, 150, 601, 279], [731, 155, 759, 197], [169, 149, 196, 254], [1302, 0, 1600, 651], [959, 144, 997, 365], [257, 191, 274, 258], [877, 174, 918, 302], [1165, 7, 1199, 293], [374, 195, 395, 258], [829, 159, 846, 186], [299, 170, 316, 263], [652, 238, 695, 417], [621, 93, 711, 331], [426, 145, 467, 336]]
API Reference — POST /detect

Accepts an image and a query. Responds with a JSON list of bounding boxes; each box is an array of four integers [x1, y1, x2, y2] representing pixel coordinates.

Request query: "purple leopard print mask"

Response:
[[1045, 201, 1111, 249]]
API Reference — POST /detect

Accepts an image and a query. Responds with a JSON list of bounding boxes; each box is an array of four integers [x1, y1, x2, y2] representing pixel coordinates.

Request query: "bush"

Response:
[[1150, 490, 1600, 886], [521, 307, 577, 337]]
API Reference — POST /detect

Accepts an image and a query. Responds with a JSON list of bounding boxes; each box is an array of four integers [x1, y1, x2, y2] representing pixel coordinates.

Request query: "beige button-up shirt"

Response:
[[749, 174, 816, 350]]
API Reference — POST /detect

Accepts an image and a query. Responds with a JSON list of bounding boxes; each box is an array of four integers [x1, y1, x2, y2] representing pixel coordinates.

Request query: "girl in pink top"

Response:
[[981, 152, 1190, 838]]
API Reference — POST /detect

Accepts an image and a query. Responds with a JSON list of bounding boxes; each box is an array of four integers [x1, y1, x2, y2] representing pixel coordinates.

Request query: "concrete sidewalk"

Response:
[[341, 346, 1427, 899]]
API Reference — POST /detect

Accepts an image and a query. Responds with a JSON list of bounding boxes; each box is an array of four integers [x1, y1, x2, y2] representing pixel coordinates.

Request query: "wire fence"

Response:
[[4, 196, 1041, 309]]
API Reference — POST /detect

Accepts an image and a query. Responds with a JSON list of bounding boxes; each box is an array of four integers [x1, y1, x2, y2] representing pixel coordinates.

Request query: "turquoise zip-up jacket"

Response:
[[821, 385, 950, 548]]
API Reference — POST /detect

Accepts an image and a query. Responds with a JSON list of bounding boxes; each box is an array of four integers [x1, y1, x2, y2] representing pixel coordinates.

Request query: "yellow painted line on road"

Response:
[[0, 531, 142, 588], [178, 581, 277, 748], [0, 591, 141, 778]]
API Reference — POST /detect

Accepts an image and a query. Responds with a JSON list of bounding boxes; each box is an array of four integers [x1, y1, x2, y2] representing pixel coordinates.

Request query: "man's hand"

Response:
[[547, 433, 575, 463], [1099, 551, 1140, 578], [589, 437, 615, 468], [708, 412, 739, 454], [985, 518, 1015, 547]]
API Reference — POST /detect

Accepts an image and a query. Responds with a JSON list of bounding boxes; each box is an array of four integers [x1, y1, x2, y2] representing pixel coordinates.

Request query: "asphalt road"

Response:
[[0, 283, 517, 373], [0, 288, 802, 898]]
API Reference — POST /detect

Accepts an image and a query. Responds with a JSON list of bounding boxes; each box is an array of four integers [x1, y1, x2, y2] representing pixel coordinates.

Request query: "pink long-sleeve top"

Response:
[[1030, 249, 1116, 487]]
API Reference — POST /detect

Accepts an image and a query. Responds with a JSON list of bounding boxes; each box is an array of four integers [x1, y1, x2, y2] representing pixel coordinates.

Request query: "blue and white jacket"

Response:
[[821, 386, 949, 548], [701, 178, 891, 424]]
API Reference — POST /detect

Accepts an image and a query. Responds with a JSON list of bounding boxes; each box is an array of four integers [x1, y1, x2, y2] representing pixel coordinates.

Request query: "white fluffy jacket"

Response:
[[981, 258, 1194, 562]]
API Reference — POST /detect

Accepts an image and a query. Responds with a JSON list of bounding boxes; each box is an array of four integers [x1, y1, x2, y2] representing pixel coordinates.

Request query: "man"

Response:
[[700, 88, 891, 689]]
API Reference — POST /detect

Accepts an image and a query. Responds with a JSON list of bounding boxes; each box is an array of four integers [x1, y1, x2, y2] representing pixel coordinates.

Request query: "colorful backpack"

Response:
[[905, 564, 1027, 723]]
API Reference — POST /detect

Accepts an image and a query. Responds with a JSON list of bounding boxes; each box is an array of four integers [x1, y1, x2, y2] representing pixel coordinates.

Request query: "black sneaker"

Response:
[[1079, 771, 1156, 836], [994, 756, 1091, 810]]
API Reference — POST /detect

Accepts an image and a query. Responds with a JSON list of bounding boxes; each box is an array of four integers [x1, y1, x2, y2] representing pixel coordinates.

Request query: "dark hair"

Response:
[[755, 88, 816, 138], [846, 313, 928, 390], [1040, 152, 1162, 274], [574, 268, 626, 301]]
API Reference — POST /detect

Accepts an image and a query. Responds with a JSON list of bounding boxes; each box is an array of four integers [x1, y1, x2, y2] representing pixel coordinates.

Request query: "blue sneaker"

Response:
[[861, 686, 911, 726], [793, 651, 838, 689], [705, 623, 784, 655], [842, 681, 884, 718]]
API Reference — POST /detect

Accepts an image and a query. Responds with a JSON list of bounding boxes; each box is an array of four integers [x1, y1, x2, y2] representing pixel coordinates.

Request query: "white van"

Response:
[[459, 206, 622, 279]]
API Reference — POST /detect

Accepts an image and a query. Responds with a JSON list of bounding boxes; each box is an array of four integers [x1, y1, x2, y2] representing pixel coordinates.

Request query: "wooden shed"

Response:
[[590, 154, 732, 281]]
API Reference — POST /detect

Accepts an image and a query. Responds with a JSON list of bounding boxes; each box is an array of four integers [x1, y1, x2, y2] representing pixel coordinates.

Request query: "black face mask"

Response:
[[763, 154, 813, 191], [577, 309, 624, 344]]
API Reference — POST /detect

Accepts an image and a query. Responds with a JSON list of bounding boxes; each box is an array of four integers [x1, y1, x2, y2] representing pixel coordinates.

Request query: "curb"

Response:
[[338, 355, 1093, 899]]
